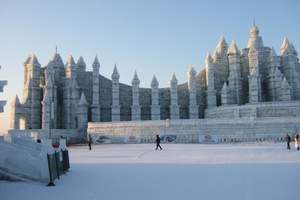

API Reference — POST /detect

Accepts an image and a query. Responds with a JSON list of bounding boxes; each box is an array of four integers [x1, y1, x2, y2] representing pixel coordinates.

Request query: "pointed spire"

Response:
[[48, 53, 64, 67], [78, 93, 88, 106], [28, 54, 40, 66], [132, 70, 140, 85], [280, 37, 290, 53], [188, 65, 197, 76], [151, 75, 159, 88], [280, 37, 297, 55], [281, 77, 290, 88], [205, 52, 213, 64], [66, 55, 76, 66], [11, 95, 20, 106], [215, 36, 228, 54], [250, 24, 259, 36], [93, 56, 100, 68], [24, 56, 31, 65], [227, 40, 240, 55], [171, 73, 178, 84], [77, 56, 86, 66], [111, 64, 120, 80]]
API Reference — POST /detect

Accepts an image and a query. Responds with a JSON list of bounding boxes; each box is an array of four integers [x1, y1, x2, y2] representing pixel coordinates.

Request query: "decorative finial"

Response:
[[253, 18, 255, 26], [55, 45, 58, 54]]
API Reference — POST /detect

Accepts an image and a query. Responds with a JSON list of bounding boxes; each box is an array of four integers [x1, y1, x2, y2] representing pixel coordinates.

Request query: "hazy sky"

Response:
[[0, 0, 299, 133]]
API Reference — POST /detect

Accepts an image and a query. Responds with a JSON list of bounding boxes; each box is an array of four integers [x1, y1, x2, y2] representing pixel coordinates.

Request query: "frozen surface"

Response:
[[1, 143, 300, 200]]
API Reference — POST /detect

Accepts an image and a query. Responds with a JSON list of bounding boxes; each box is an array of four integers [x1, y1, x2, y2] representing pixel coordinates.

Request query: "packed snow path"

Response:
[[1, 143, 300, 200]]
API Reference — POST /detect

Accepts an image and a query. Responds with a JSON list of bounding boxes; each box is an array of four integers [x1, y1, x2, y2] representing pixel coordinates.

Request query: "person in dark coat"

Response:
[[88, 135, 92, 151], [295, 133, 300, 151], [285, 133, 291, 150], [155, 134, 162, 150]]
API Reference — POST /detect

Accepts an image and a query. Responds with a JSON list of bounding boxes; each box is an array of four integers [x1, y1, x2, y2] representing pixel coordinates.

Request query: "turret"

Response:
[[77, 92, 88, 132], [280, 77, 291, 101], [23, 54, 42, 129], [187, 65, 198, 118], [206, 53, 217, 108], [91, 56, 101, 122], [10, 95, 21, 129], [280, 37, 300, 100], [227, 41, 242, 104], [169, 73, 180, 119], [111, 64, 120, 121], [248, 67, 262, 103], [65, 55, 77, 79], [213, 36, 229, 96], [63, 65, 80, 129], [151, 75, 160, 120], [247, 24, 264, 49], [77, 56, 86, 72], [42, 71, 56, 129], [131, 71, 141, 121]]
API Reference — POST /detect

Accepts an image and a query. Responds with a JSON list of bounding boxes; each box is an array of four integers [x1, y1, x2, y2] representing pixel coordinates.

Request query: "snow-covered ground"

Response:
[[1, 143, 300, 200]]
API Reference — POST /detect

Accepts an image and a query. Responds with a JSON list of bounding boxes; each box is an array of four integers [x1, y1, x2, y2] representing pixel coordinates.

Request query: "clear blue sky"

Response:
[[0, 0, 299, 132]]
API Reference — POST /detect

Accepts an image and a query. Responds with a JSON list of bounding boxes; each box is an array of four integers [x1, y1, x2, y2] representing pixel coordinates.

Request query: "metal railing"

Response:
[[47, 149, 70, 186]]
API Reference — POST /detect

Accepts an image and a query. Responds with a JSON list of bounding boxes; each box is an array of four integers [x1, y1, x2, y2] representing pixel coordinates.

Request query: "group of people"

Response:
[[285, 133, 300, 150]]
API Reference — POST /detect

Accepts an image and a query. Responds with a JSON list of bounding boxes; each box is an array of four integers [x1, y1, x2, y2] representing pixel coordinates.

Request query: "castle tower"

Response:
[[169, 73, 180, 119], [23, 54, 42, 129], [131, 71, 141, 121], [91, 56, 101, 122], [280, 37, 300, 100], [268, 48, 283, 101], [206, 53, 217, 108], [280, 77, 291, 101], [151, 75, 160, 120], [46, 53, 64, 128], [227, 41, 242, 105], [64, 56, 80, 129], [77, 56, 86, 72], [42, 71, 56, 129], [247, 24, 264, 50], [248, 67, 262, 103], [10, 95, 21, 129], [77, 92, 88, 132], [111, 65, 120, 121], [213, 36, 229, 103], [187, 66, 198, 119]]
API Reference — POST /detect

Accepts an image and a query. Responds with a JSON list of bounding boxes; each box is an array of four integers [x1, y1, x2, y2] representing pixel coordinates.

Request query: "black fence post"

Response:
[[47, 153, 55, 187], [54, 151, 60, 180]]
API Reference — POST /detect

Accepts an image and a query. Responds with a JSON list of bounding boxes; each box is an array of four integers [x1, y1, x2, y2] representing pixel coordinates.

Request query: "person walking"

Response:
[[295, 133, 300, 151], [88, 134, 92, 151], [155, 134, 163, 150], [285, 133, 291, 150]]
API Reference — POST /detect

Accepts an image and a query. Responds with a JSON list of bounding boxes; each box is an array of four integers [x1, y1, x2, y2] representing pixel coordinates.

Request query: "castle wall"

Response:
[[87, 117, 300, 144]]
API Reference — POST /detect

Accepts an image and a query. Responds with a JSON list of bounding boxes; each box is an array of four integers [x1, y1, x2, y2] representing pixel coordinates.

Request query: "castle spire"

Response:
[[66, 55, 76, 66], [78, 92, 88, 106], [215, 36, 228, 54], [247, 24, 264, 49], [151, 75, 159, 88], [93, 56, 100, 68], [132, 70, 140, 85], [227, 40, 240, 55], [111, 64, 120, 80], [28, 54, 41, 66]]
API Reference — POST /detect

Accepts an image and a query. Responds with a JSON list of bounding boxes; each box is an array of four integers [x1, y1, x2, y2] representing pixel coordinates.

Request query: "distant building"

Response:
[[9, 25, 300, 142]]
